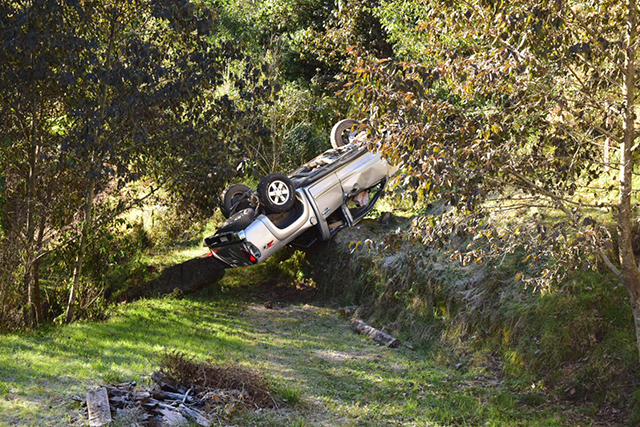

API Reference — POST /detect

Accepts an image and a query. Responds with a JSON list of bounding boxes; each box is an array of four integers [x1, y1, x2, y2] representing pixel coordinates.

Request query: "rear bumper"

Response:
[[204, 231, 261, 268]]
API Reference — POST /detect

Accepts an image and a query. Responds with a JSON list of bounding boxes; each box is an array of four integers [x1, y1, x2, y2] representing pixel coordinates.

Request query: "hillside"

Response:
[[0, 210, 634, 425]]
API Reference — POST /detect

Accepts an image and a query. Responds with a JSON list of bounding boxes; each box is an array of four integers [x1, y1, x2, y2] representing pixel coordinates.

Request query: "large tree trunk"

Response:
[[618, 0, 640, 361]]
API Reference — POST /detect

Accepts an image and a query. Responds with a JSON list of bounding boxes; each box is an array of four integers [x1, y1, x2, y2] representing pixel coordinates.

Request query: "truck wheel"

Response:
[[217, 208, 256, 233], [330, 119, 361, 149], [220, 184, 252, 218], [257, 173, 295, 214]]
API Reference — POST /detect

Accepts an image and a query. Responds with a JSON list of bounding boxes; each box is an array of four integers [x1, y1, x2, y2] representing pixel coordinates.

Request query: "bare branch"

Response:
[[598, 247, 622, 278], [33, 180, 168, 263], [504, 169, 622, 279]]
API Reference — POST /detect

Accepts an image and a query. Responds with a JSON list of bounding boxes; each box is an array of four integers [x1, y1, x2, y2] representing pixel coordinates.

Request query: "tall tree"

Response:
[[338, 0, 640, 360], [0, 0, 242, 327], [0, 0, 78, 326]]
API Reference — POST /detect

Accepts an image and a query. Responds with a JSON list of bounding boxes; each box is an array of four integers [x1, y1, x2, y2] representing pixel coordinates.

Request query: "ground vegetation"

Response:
[[311, 0, 640, 364], [1, 0, 640, 423]]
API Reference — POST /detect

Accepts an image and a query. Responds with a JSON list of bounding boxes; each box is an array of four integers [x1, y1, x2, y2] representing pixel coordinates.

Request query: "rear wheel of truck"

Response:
[[217, 208, 256, 233], [257, 173, 295, 214]]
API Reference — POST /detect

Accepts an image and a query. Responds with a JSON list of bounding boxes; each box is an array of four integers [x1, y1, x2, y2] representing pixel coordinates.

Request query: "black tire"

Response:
[[217, 208, 256, 233], [257, 173, 295, 214], [330, 119, 361, 149], [220, 184, 252, 218]]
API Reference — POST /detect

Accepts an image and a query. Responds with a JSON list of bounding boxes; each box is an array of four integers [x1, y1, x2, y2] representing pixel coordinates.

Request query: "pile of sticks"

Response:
[[87, 373, 221, 426]]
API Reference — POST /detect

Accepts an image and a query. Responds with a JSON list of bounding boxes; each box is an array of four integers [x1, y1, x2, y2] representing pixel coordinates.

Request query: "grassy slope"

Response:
[[0, 270, 611, 427], [301, 211, 639, 422]]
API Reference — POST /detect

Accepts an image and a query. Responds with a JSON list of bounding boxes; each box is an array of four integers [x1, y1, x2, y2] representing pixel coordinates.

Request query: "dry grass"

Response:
[[159, 351, 277, 409]]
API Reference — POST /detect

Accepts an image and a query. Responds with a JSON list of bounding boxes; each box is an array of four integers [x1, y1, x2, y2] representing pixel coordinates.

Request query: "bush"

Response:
[[0, 235, 24, 331]]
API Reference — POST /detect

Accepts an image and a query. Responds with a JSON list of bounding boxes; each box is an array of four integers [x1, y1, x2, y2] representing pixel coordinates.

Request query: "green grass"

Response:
[[0, 280, 607, 426], [140, 244, 211, 269]]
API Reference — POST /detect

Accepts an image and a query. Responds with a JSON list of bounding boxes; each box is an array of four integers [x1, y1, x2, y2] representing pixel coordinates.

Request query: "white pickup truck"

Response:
[[204, 120, 397, 268]]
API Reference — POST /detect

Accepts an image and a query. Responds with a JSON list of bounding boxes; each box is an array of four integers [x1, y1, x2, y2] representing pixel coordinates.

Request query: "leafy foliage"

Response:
[[299, 0, 640, 394], [326, 0, 640, 338], [0, 0, 254, 328]]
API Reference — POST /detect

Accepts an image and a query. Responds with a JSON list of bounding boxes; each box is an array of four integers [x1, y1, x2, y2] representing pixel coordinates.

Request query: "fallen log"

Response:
[[351, 319, 400, 348]]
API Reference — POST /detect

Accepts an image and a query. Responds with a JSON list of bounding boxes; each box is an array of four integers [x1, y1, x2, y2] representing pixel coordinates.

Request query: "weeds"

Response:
[[273, 383, 302, 405]]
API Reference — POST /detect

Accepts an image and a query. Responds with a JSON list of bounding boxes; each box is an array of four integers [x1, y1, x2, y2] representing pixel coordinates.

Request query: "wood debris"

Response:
[[85, 359, 279, 427], [112, 375, 215, 426], [84, 352, 281, 426], [351, 318, 400, 348], [159, 351, 276, 410], [87, 387, 112, 427], [84, 375, 212, 426]]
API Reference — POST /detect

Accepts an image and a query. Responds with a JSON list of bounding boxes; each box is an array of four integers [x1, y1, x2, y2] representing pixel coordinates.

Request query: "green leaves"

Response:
[[0, 0, 250, 327], [316, 0, 630, 289]]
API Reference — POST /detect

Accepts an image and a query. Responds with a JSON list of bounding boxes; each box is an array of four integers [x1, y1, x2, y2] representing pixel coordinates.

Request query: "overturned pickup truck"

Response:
[[204, 120, 397, 268]]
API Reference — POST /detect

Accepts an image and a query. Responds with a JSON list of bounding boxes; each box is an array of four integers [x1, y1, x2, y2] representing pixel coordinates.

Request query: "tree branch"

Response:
[[564, 6, 626, 75], [505, 169, 621, 279], [34, 180, 168, 263]]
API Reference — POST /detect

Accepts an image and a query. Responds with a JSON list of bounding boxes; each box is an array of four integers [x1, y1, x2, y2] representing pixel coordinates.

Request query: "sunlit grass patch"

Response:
[[0, 291, 611, 426], [140, 245, 211, 269], [273, 383, 303, 405]]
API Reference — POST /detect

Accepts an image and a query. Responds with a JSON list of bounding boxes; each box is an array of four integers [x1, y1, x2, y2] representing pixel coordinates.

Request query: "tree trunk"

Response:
[[23, 115, 39, 327], [603, 137, 610, 172], [32, 257, 42, 325], [65, 13, 118, 324], [24, 267, 35, 327], [31, 215, 46, 326], [65, 178, 95, 323], [618, 0, 640, 361]]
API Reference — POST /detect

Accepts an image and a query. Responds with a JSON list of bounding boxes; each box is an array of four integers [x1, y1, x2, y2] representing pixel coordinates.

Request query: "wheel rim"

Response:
[[267, 180, 290, 205]]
